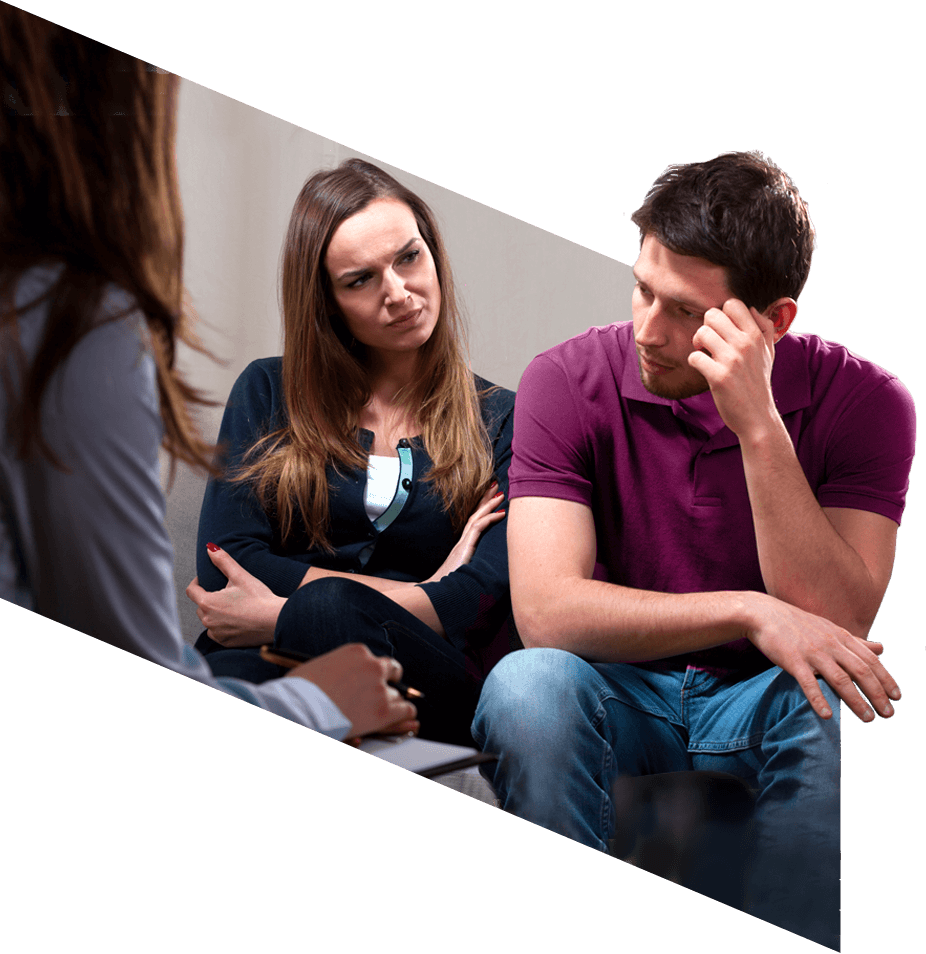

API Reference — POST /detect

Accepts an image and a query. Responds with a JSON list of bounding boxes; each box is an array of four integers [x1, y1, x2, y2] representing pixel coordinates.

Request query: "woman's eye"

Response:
[[345, 249, 419, 288]]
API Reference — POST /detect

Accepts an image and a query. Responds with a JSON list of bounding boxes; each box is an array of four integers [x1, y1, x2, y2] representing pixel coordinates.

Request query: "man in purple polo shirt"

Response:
[[472, 152, 915, 949]]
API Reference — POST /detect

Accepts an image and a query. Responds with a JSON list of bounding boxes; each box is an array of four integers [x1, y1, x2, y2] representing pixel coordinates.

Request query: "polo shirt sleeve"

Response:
[[816, 375, 916, 525], [508, 352, 594, 507]]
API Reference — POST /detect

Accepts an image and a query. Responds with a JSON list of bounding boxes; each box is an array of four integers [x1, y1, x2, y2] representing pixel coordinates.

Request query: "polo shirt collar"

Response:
[[618, 330, 812, 448]]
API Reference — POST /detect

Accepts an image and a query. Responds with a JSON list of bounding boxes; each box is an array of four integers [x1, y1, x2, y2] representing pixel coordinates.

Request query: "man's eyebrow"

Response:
[[633, 269, 704, 310], [334, 238, 419, 283]]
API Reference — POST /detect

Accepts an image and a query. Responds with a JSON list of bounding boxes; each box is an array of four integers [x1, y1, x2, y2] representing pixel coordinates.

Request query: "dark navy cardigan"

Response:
[[196, 358, 515, 665]]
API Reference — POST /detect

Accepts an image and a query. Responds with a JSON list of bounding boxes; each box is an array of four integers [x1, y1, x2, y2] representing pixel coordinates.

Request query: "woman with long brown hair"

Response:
[[188, 159, 515, 745], [0, 4, 416, 740]]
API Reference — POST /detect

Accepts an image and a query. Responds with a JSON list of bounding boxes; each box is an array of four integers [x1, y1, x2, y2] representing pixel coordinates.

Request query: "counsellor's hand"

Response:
[[288, 644, 419, 739], [185, 544, 286, 647]]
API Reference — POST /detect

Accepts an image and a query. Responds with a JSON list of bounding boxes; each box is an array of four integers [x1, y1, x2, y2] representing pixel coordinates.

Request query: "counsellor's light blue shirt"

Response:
[[0, 266, 350, 737]]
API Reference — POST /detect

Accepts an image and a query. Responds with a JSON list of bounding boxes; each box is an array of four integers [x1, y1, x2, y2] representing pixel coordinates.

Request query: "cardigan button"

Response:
[[402, 478, 412, 491]]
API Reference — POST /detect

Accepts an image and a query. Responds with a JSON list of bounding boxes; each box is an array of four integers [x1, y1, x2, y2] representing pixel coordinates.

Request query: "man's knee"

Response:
[[480, 647, 594, 703], [474, 647, 602, 743]]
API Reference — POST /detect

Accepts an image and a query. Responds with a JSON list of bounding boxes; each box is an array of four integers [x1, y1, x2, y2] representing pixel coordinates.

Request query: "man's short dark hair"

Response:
[[631, 152, 815, 311]]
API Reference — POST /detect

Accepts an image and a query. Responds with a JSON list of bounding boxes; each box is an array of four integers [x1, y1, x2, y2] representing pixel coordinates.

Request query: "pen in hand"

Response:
[[259, 645, 425, 700]]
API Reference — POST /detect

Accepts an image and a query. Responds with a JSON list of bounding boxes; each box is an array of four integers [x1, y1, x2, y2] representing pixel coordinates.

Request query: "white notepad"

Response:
[[359, 735, 496, 778]]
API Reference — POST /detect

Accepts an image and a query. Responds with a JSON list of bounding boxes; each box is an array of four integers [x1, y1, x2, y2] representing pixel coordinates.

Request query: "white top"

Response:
[[364, 454, 400, 521], [0, 266, 350, 737]]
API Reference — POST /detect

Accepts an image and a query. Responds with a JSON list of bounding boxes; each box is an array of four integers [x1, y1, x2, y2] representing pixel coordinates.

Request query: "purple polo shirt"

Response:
[[509, 321, 916, 671]]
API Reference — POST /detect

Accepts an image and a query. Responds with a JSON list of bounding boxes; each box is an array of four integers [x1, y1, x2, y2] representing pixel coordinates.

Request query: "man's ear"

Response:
[[761, 298, 798, 343]]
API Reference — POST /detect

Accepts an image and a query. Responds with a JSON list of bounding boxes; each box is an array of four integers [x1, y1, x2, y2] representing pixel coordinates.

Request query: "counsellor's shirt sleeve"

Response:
[[2, 285, 350, 739]]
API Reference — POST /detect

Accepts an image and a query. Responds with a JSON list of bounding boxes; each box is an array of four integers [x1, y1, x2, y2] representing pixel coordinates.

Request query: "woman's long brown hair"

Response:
[[0, 4, 214, 473], [236, 159, 496, 551]]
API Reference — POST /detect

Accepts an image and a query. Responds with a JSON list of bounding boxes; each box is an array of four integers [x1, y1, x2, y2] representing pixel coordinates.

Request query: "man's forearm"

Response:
[[739, 416, 889, 636], [510, 496, 759, 661], [687, 301, 893, 638], [515, 574, 764, 662]]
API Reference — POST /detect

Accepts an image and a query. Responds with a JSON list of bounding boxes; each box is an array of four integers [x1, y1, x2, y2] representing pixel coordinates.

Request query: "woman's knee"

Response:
[[275, 576, 387, 654], [285, 576, 376, 615], [280, 576, 386, 630]]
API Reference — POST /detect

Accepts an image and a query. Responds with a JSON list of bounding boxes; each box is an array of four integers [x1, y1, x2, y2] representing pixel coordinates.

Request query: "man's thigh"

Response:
[[475, 649, 693, 774], [685, 666, 840, 782]]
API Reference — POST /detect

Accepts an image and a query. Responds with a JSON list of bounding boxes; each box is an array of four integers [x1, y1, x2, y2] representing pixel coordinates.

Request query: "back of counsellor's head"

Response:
[[631, 152, 815, 312], [0, 2, 214, 475]]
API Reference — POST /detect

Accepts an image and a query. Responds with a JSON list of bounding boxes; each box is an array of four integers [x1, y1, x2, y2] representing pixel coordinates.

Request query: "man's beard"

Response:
[[638, 360, 710, 401]]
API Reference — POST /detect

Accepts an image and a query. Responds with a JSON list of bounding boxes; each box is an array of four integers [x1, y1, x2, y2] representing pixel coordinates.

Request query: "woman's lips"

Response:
[[388, 308, 421, 328]]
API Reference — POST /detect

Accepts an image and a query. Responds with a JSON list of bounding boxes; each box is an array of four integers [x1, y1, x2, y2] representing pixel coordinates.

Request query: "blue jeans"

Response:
[[472, 648, 840, 950], [197, 578, 481, 745]]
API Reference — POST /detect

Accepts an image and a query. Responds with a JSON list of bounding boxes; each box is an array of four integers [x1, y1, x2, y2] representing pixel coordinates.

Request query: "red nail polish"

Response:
[[207, 542, 221, 552]]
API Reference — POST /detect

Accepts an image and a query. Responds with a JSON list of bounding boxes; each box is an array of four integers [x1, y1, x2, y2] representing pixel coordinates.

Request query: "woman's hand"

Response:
[[424, 483, 506, 584], [185, 544, 286, 647]]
